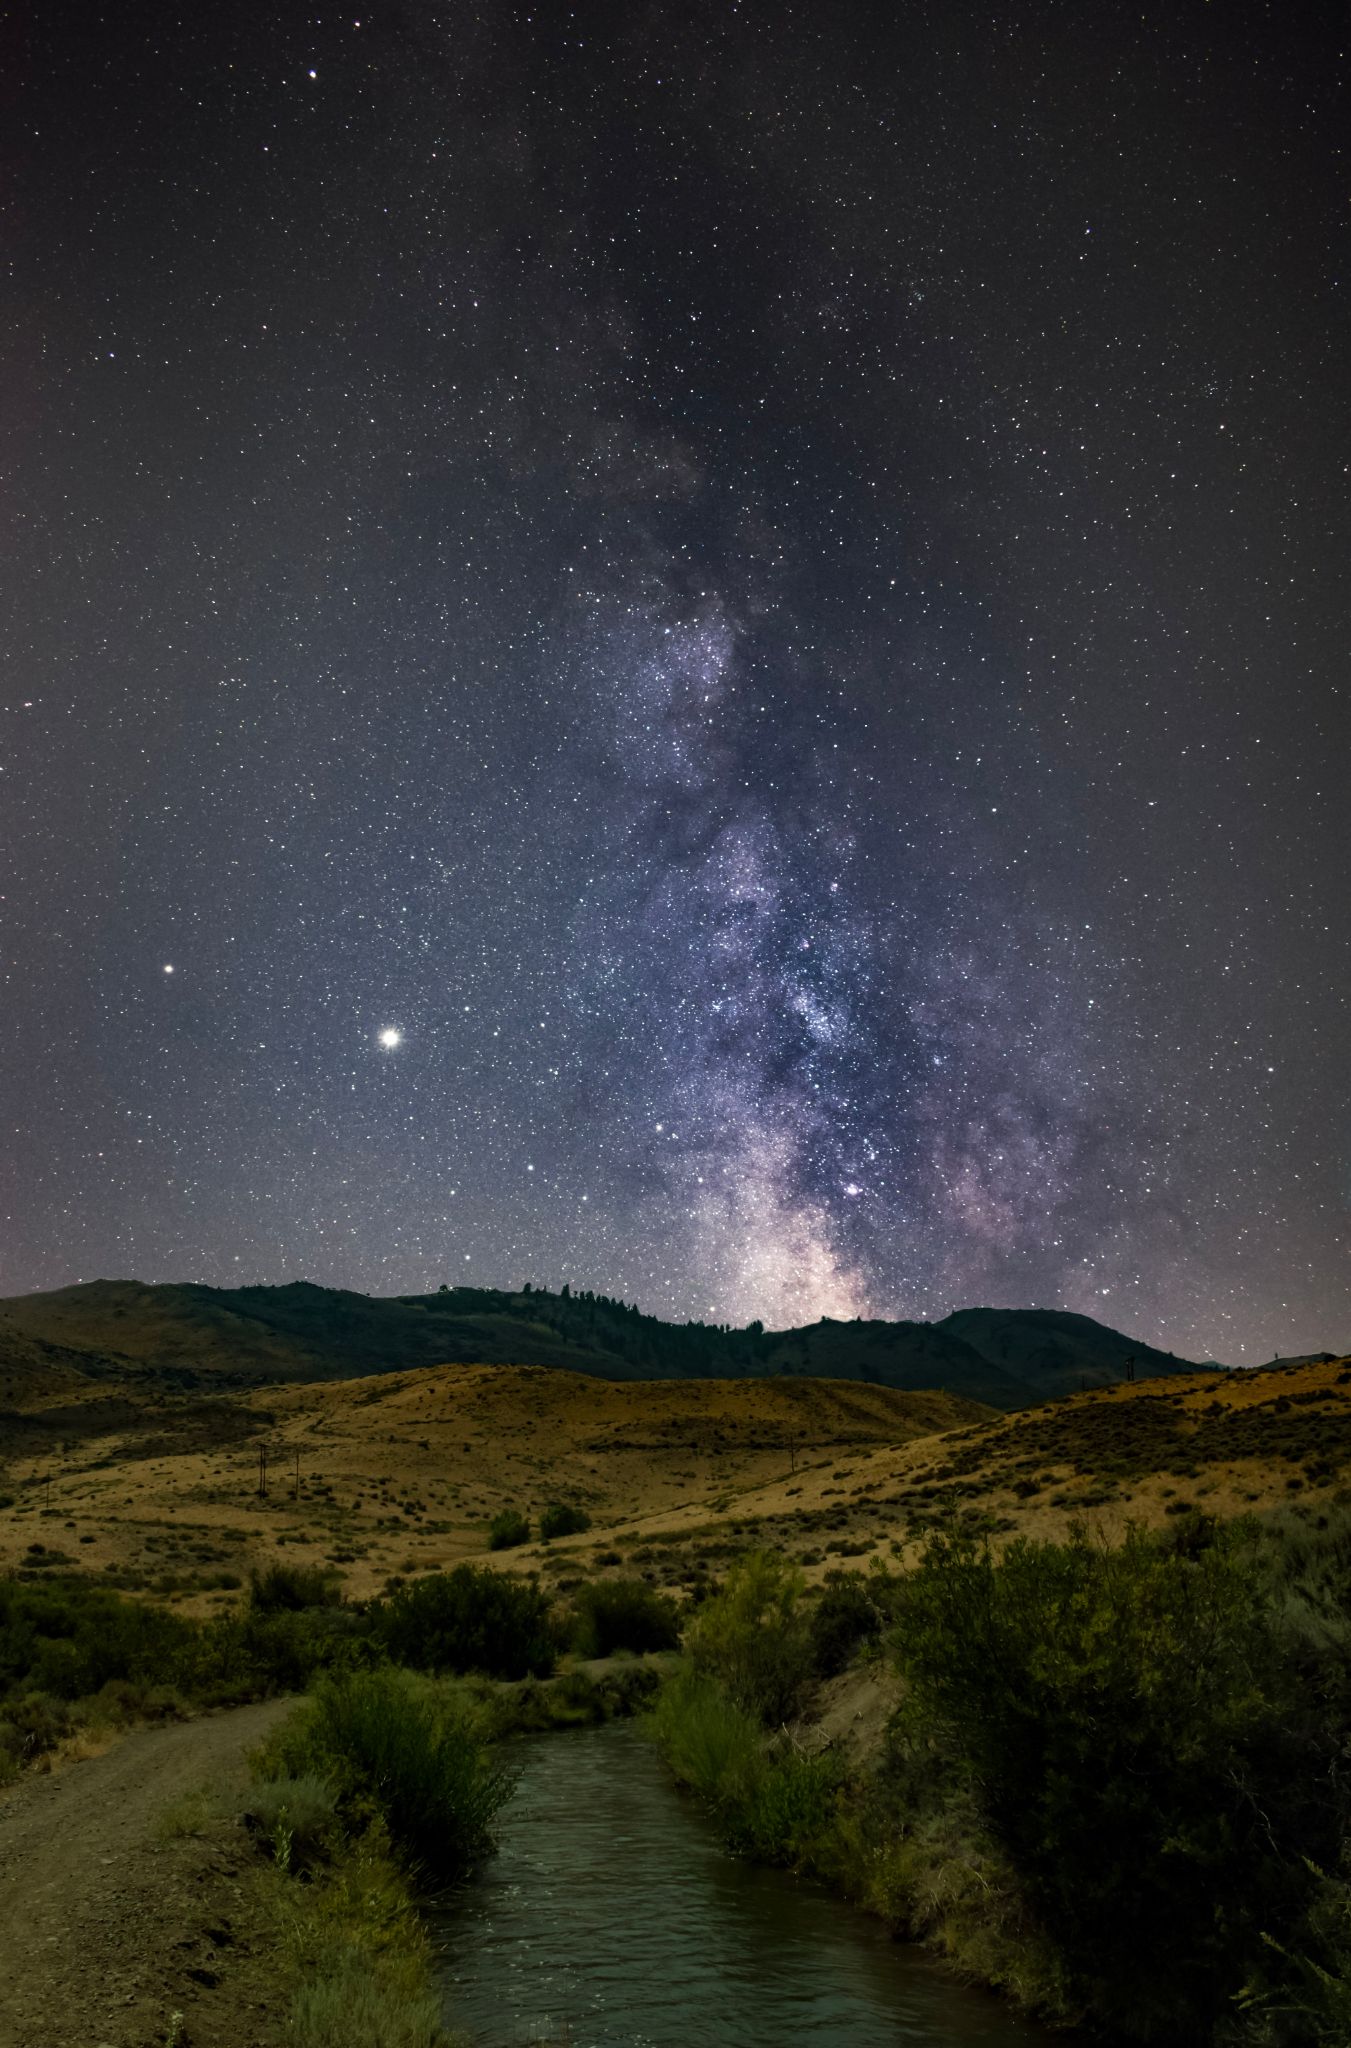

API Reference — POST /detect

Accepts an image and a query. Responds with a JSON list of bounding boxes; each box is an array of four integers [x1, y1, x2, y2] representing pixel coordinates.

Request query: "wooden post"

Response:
[[293, 1447, 301, 1499]]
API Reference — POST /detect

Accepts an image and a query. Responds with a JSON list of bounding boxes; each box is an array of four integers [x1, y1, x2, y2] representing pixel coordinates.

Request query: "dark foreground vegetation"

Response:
[[244, 1668, 510, 2047], [655, 1510, 1351, 2047], [7, 1507, 1351, 2045], [0, 1560, 676, 2047], [0, 1559, 675, 1777]]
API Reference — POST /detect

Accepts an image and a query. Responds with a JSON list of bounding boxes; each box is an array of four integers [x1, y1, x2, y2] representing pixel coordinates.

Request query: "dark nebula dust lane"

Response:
[[3, 3, 1348, 1361]]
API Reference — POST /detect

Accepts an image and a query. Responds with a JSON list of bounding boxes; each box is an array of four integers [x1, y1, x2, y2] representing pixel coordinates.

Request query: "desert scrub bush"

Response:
[[807, 1570, 887, 1678], [0, 1690, 73, 1767], [686, 1551, 813, 1724], [570, 1577, 680, 1659], [89, 1677, 188, 1726], [256, 1668, 510, 1881], [246, 1773, 339, 1872], [487, 1508, 530, 1551], [375, 1565, 554, 1680], [155, 1783, 220, 1842], [249, 1561, 343, 1612], [0, 1578, 195, 1705], [888, 1520, 1351, 2042], [193, 1600, 371, 1699], [538, 1500, 591, 1540]]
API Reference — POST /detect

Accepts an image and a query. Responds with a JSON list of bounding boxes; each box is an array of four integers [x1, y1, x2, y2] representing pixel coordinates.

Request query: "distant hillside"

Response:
[[0, 1324, 102, 1410], [0, 1279, 1205, 1411], [936, 1307, 1198, 1400]]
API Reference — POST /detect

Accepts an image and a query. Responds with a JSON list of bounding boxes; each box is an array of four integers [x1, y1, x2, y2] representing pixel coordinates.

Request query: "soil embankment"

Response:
[[0, 1701, 290, 2048]]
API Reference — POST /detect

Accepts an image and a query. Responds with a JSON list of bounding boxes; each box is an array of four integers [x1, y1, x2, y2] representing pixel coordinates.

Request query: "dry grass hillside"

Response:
[[0, 1357, 984, 1601], [3, 1339, 1348, 1607]]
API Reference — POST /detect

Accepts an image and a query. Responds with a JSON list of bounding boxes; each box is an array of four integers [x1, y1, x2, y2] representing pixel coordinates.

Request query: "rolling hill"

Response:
[[935, 1307, 1193, 1397], [0, 1277, 1204, 1410]]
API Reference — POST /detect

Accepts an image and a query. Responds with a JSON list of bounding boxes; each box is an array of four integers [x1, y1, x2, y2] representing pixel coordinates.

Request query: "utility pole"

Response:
[[257, 1443, 268, 1497], [292, 1446, 301, 1499]]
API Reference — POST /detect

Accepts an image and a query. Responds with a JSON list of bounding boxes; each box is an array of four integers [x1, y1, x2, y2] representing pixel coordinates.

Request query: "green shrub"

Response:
[[538, 1501, 592, 1541], [88, 1677, 187, 1726], [808, 1571, 884, 1678], [571, 1578, 679, 1659], [736, 1747, 842, 1866], [375, 1566, 554, 1680], [0, 1691, 72, 1765], [0, 1578, 196, 1704], [194, 1601, 371, 1699], [890, 1523, 1341, 2041], [1248, 1861, 1351, 2043], [246, 1772, 339, 1872], [258, 1669, 511, 1881], [0, 1574, 372, 1726], [487, 1508, 530, 1550], [249, 1562, 343, 1612], [687, 1552, 812, 1724]]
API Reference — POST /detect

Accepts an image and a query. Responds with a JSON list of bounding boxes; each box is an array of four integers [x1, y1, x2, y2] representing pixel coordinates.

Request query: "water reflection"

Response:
[[435, 1722, 1059, 2047]]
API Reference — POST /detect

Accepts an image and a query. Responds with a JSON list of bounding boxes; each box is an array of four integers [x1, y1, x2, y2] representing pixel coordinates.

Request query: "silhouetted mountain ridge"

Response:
[[0, 1279, 1207, 1410]]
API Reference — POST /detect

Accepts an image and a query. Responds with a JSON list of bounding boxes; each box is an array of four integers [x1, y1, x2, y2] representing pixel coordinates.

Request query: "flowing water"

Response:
[[435, 1722, 1062, 2047]]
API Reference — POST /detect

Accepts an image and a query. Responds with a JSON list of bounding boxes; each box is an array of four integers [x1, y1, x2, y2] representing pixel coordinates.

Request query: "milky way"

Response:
[[3, 3, 1348, 1360]]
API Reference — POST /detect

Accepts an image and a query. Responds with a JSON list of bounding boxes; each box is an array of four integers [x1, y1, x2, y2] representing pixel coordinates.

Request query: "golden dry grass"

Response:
[[3, 1346, 1347, 1607], [0, 1359, 983, 1601]]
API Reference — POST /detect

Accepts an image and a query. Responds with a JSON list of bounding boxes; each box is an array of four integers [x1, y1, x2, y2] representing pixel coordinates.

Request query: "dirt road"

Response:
[[0, 1701, 292, 2048]]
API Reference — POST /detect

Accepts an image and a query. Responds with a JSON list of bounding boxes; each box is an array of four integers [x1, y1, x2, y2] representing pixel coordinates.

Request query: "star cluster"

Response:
[[3, 3, 1347, 1359]]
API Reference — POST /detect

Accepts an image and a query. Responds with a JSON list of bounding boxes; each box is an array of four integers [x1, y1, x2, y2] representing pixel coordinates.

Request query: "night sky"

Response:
[[5, 3, 1348, 1361]]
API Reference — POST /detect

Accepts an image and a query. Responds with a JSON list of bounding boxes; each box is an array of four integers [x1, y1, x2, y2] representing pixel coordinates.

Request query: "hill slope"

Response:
[[0, 1361, 990, 1597], [937, 1307, 1195, 1401], [0, 1278, 1204, 1410]]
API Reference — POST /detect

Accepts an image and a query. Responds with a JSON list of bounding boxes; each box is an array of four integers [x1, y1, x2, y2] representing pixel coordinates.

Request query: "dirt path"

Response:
[[0, 1700, 292, 2048]]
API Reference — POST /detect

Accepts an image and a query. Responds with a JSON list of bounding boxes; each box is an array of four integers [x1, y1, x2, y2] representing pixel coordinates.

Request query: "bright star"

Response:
[[377, 1028, 402, 1049]]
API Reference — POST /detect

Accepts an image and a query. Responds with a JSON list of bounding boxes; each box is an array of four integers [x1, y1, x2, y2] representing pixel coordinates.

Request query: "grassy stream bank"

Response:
[[650, 1515, 1351, 2047], [7, 1514, 1351, 2046], [245, 1656, 672, 2048]]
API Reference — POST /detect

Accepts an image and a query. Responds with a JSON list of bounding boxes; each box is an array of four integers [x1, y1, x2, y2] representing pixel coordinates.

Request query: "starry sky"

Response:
[[4, 2, 1348, 1361]]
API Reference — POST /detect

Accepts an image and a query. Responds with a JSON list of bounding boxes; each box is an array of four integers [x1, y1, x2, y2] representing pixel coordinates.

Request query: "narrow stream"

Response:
[[435, 1723, 1063, 2047]]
